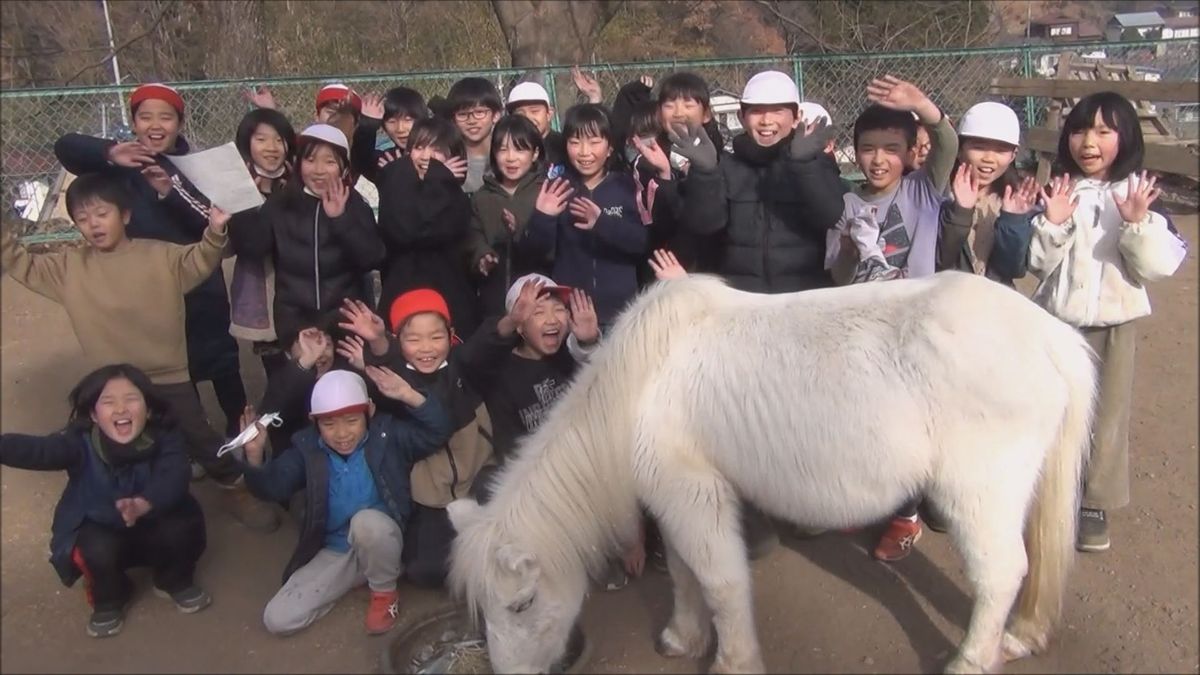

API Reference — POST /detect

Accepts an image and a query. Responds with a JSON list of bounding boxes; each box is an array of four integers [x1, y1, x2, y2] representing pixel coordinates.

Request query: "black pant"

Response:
[[402, 504, 455, 589], [155, 381, 242, 484], [194, 372, 247, 438], [74, 495, 207, 612]]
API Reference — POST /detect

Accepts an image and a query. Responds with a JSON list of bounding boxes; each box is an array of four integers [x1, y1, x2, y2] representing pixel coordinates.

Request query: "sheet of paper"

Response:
[[170, 142, 264, 213]]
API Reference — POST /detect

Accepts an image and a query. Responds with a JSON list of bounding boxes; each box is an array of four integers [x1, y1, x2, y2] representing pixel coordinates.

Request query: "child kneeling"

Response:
[[239, 368, 451, 635], [0, 364, 209, 638]]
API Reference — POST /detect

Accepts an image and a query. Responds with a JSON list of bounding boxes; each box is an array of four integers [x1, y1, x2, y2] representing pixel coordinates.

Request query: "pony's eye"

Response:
[[508, 595, 535, 613]]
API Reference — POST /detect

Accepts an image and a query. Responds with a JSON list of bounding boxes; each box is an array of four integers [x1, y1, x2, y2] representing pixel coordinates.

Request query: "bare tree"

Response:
[[491, 0, 623, 66], [756, 0, 999, 54]]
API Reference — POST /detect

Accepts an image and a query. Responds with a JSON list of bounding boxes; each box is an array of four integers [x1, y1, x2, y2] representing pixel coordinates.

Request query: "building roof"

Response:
[[1110, 11, 1167, 27], [1164, 15, 1200, 28], [1031, 14, 1078, 26]]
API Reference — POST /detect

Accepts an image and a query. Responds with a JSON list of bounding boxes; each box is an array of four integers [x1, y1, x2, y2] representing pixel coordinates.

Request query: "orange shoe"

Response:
[[365, 590, 399, 635], [872, 517, 923, 562]]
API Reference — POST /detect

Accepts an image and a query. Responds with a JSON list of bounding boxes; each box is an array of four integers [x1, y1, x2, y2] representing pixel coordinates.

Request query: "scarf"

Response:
[[967, 192, 1003, 276], [91, 426, 156, 467], [732, 130, 795, 167]]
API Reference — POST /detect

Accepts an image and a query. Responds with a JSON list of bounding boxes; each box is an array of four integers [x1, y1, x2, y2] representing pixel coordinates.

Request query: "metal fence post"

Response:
[[793, 56, 805, 101], [1021, 45, 1036, 129], [544, 70, 560, 132]]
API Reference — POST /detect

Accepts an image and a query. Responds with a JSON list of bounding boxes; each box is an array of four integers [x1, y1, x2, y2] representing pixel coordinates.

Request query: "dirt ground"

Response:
[[2, 217, 1197, 674]]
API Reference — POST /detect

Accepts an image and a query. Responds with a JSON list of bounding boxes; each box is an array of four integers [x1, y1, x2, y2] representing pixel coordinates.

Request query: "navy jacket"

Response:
[[0, 428, 191, 586], [241, 401, 452, 584], [526, 171, 649, 325], [53, 133, 239, 381]]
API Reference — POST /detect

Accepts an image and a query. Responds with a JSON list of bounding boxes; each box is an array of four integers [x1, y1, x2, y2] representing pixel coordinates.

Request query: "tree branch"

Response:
[[62, 0, 179, 86], [754, 0, 833, 53]]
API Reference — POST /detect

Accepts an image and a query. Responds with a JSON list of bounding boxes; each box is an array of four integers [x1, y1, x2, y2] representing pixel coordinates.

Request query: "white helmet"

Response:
[[298, 123, 350, 153], [741, 71, 800, 107], [507, 81, 552, 108], [958, 102, 1021, 147], [797, 101, 832, 126]]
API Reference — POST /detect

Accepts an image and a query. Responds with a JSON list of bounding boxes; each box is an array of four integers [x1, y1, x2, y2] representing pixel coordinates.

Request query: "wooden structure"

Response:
[[989, 52, 1200, 181]]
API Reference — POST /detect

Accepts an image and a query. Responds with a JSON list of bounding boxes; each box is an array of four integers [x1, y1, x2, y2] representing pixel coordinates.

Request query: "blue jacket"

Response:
[[0, 427, 191, 586], [241, 400, 452, 584], [526, 171, 649, 325]]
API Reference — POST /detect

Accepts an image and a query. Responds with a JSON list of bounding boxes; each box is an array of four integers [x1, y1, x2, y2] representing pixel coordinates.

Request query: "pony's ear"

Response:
[[447, 498, 484, 533], [496, 544, 540, 611]]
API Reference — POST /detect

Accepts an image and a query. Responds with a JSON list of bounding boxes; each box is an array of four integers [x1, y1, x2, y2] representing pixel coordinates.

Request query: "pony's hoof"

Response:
[[655, 627, 691, 658], [708, 654, 765, 674], [943, 654, 986, 674], [1001, 631, 1034, 662]]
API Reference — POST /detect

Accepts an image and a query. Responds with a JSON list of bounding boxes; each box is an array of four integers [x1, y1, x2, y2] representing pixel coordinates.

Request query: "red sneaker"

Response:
[[365, 590, 399, 635], [872, 517, 923, 562]]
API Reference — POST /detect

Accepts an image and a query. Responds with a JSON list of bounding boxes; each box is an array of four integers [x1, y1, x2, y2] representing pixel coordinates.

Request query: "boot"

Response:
[[219, 479, 281, 533]]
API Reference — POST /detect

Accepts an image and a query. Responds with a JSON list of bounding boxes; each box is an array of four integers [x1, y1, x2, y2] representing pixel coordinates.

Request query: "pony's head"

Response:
[[447, 498, 588, 674]]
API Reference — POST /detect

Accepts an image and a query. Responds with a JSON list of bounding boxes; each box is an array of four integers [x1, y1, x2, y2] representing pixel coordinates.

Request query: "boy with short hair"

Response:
[[824, 75, 958, 286], [240, 368, 451, 636], [354, 87, 430, 185], [506, 80, 566, 168], [446, 77, 503, 193], [0, 173, 274, 529]]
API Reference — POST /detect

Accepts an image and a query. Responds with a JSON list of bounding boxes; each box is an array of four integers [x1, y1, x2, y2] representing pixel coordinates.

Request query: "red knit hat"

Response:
[[315, 84, 362, 114], [130, 83, 184, 116], [389, 289, 461, 344]]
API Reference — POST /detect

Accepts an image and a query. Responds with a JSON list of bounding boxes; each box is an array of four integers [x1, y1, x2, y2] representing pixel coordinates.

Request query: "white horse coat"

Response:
[[448, 272, 1095, 674]]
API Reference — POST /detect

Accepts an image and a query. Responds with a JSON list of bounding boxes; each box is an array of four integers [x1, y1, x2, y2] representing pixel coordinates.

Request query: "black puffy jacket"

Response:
[[681, 138, 846, 293], [229, 187, 383, 340]]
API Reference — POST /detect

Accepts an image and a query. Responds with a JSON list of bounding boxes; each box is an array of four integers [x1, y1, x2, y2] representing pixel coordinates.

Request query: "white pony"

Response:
[[447, 271, 1095, 674]]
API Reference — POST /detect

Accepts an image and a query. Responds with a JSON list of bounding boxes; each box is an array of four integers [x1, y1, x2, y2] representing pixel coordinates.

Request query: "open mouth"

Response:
[[415, 355, 441, 369], [113, 418, 134, 438], [868, 167, 890, 179], [755, 129, 779, 141], [574, 160, 596, 171]]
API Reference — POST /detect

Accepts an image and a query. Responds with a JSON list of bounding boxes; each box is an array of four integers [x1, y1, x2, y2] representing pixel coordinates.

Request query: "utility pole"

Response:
[[101, 0, 128, 126]]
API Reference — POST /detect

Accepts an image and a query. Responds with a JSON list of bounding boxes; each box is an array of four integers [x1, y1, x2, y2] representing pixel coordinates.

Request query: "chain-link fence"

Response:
[[3, 37, 1197, 241]]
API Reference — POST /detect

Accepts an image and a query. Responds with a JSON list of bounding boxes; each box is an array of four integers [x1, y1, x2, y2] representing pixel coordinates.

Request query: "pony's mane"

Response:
[[449, 275, 731, 616]]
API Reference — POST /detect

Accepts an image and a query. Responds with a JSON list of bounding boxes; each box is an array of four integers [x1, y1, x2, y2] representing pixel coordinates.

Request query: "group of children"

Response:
[[0, 61, 1188, 642]]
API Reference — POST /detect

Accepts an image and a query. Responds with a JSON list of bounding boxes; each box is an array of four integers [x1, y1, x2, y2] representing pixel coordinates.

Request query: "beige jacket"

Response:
[[410, 401, 495, 508], [1029, 177, 1186, 328]]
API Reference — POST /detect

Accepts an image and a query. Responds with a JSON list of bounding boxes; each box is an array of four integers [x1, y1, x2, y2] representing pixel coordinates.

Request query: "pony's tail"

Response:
[[1006, 329, 1096, 658]]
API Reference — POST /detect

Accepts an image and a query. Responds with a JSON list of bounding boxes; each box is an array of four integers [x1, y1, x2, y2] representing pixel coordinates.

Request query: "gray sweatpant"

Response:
[[263, 509, 404, 636], [1080, 321, 1136, 512]]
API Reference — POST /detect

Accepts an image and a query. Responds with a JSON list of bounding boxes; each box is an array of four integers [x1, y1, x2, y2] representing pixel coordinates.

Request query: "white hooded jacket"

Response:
[[1029, 176, 1187, 328]]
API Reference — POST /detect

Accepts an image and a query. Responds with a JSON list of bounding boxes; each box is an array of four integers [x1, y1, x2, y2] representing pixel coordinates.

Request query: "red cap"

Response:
[[315, 84, 362, 114], [389, 289, 461, 344], [130, 83, 184, 116]]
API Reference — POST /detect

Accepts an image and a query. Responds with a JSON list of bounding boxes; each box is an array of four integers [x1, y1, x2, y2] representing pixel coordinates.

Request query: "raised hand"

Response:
[[441, 156, 469, 181], [208, 205, 231, 235], [377, 148, 404, 170], [535, 178, 574, 216], [244, 85, 276, 110], [639, 74, 655, 89], [361, 92, 385, 120], [239, 404, 268, 466], [115, 496, 152, 527], [364, 365, 424, 407], [502, 208, 517, 234], [321, 179, 349, 218], [478, 252, 499, 277], [567, 288, 600, 344], [951, 163, 980, 211], [667, 122, 717, 173], [336, 335, 367, 371], [295, 327, 329, 370], [866, 75, 932, 114], [572, 65, 603, 104], [1002, 176, 1039, 215], [1113, 170, 1161, 224], [648, 249, 688, 281], [632, 135, 672, 179], [140, 164, 173, 197], [568, 197, 601, 230], [635, 178, 659, 226], [107, 141, 156, 168], [338, 298, 386, 342], [789, 117, 836, 161], [507, 277, 546, 325], [1038, 174, 1079, 226]]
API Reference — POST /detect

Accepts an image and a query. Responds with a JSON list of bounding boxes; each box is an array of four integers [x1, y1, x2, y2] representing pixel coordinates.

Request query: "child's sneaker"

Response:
[[154, 585, 212, 613], [86, 609, 124, 638], [873, 516, 923, 562], [365, 590, 400, 634], [1076, 508, 1110, 552]]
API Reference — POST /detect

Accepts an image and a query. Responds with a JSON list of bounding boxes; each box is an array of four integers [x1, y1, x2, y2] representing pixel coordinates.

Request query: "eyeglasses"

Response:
[[454, 108, 493, 122]]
